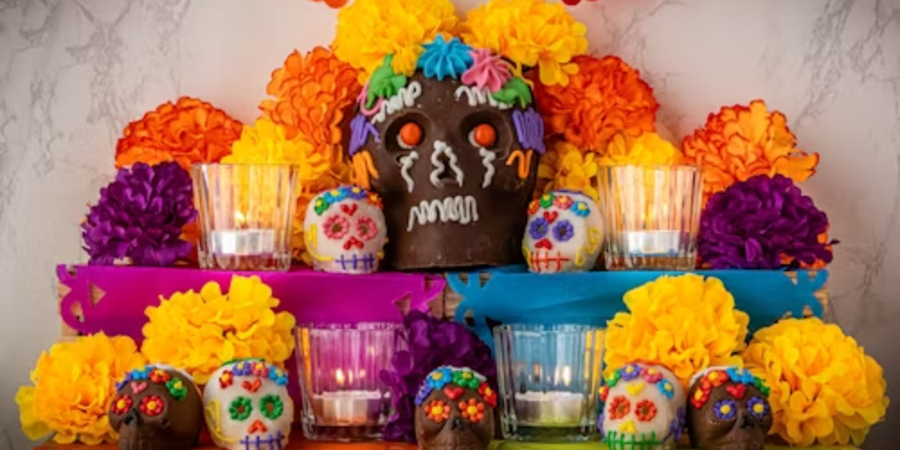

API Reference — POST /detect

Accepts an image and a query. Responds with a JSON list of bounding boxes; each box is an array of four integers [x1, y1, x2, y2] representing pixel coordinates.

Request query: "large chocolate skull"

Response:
[[349, 69, 544, 270], [523, 190, 603, 273], [687, 367, 773, 450], [109, 365, 203, 450], [414, 366, 496, 450], [599, 363, 686, 450], [304, 185, 387, 274]]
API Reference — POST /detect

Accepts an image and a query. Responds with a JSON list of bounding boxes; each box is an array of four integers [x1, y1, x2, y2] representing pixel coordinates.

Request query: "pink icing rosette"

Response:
[[461, 49, 512, 93]]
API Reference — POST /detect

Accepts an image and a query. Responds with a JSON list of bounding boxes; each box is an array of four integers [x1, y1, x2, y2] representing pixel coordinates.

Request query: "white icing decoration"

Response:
[[399, 151, 419, 193], [455, 85, 511, 110], [407, 196, 480, 231], [430, 141, 465, 187], [478, 147, 496, 189], [372, 81, 422, 124]]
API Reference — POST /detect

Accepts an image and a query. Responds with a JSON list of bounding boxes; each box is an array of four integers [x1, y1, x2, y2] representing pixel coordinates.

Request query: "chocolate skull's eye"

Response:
[[323, 214, 350, 240], [713, 399, 737, 420], [458, 399, 486, 423], [229, 396, 253, 421], [357, 216, 379, 241], [747, 397, 769, 419], [425, 400, 451, 422], [553, 220, 575, 242], [140, 395, 165, 416], [111, 394, 133, 415], [398, 122, 423, 149], [469, 124, 497, 148], [260, 394, 284, 420], [608, 396, 631, 420], [635, 400, 658, 422]]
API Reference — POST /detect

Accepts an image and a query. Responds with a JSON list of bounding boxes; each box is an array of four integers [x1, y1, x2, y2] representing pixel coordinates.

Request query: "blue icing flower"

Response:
[[414, 384, 433, 406], [572, 201, 591, 217], [426, 367, 454, 390], [343, 185, 369, 201], [714, 399, 737, 420], [657, 379, 676, 399], [620, 364, 642, 381], [597, 413, 604, 438], [269, 368, 289, 386], [418, 36, 474, 81], [512, 108, 546, 155], [668, 407, 686, 441], [131, 368, 149, 380], [553, 220, 575, 242], [528, 217, 549, 240], [726, 366, 755, 385], [116, 372, 133, 391]]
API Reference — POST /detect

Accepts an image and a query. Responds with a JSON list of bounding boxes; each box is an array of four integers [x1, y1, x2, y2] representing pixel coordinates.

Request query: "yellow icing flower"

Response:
[[141, 276, 296, 385], [16, 333, 146, 444], [333, 0, 458, 80], [742, 318, 888, 447], [537, 140, 599, 201], [605, 274, 750, 390], [460, 0, 588, 86], [599, 132, 683, 166]]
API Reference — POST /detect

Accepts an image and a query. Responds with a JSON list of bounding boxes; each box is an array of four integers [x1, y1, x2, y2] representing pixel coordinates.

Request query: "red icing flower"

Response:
[[608, 396, 631, 420], [599, 385, 609, 403], [553, 195, 574, 210], [367, 193, 383, 209], [641, 367, 663, 384], [426, 400, 450, 422], [324, 215, 350, 240], [704, 370, 729, 388], [691, 387, 711, 409], [635, 400, 658, 422], [149, 368, 171, 384], [357, 216, 379, 241], [459, 399, 486, 423], [219, 370, 235, 389], [251, 361, 269, 377], [111, 394, 132, 415], [528, 200, 541, 215], [140, 395, 165, 416], [478, 383, 497, 407]]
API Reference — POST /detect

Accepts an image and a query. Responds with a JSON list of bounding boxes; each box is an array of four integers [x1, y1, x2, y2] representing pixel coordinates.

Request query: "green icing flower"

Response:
[[229, 397, 253, 421], [539, 193, 555, 209], [367, 55, 409, 109], [165, 378, 187, 401], [452, 370, 480, 390], [260, 394, 284, 420], [492, 77, 533, 109], [606, 370, 621, 388]]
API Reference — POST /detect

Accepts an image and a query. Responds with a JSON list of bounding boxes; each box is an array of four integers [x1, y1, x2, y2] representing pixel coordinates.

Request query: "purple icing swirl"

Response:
[[349, 113, 380, 156], [513, 108, 546, 154]]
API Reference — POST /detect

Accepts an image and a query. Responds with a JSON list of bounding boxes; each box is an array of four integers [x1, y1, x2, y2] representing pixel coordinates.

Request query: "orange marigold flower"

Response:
[[682, 99, 819, 204], [532, 55, 658, 153], [115, 97, 242, 171]]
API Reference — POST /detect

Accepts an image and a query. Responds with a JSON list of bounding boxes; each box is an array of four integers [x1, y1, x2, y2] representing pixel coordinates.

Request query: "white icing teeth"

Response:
[[407, 196, 480, 231]]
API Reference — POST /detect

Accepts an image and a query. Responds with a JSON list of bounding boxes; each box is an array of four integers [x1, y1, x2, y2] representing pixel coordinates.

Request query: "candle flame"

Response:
[[235, 211, 246, 227], [335, 369, 345, 387], [562, 366, 572, 387]]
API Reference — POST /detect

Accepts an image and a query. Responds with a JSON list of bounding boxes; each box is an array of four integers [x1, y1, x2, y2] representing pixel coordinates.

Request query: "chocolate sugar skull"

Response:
[[348, 37, 545, 270], [304, 185, 387, 274], [599, 363, 686, 450], [687, 367, 772, 450], [109, 365, 203, 450], [523, 190, 602, 273], [203, 360, 293, 450], [414, 366, 497, 450]]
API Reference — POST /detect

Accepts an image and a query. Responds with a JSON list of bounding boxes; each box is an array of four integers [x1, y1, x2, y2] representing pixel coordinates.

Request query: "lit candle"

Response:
[[210, 212, 277, 256], [514, 391, 585, 427], [311, 369, 386, 427]]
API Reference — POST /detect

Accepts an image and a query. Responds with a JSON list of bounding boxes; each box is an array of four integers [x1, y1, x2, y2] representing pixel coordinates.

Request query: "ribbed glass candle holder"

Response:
[[597, 165, 702, 270], [493, 324, 604, 442], [191, 163, 298, 271], [295, 323, 404, 442]]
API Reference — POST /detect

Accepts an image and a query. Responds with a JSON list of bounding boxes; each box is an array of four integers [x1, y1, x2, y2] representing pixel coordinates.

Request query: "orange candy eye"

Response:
[[470, 124, 497, 148], [398, 122, 423, 149]]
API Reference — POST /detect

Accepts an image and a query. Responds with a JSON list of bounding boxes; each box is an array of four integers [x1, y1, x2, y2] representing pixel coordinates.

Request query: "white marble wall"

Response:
[[0, 0, 897, 448]]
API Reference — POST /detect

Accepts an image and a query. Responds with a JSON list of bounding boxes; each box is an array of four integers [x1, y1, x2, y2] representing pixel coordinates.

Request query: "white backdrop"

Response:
[[1, 0, 898, 449]]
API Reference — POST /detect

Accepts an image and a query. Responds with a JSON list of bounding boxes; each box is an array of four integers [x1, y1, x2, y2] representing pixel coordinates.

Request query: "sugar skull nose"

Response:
[[343, 237, 364, 250], [451, 416, 463, 430], [123, 407, 142, 426], [740, 414, 754, 429], [247, 419, 268, 434]]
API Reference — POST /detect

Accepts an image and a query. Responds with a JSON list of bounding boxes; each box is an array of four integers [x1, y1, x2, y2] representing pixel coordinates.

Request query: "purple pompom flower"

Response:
[[379, 311, 496, 442], [82, 162, 196, 266], [698, 174, 834, 269]]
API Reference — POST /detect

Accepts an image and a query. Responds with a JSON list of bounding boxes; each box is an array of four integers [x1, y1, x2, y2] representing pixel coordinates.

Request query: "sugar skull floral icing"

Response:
[[415, 366, 495, 450], [203, 359, 293, 450], [686, 366, 772, 450], [304, 185, 387, 274], [523, 190, 602, 273], [599, 363, 685, 450]]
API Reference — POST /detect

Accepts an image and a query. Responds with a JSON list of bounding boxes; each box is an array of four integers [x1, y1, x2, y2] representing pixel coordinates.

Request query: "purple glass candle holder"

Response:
[[296, 323, 405, 442]]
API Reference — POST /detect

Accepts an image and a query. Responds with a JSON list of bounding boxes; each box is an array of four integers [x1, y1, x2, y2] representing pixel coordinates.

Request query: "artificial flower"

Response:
[[698, 174, 834, 269], [742, 318, 888, 446], [381, 311, 496, 442], [460, 0, 588, 86], [462, 49, 512, 92], [599, 132, 683, 166], [682, 99, 820, 203], [141, 275, 296, 385], [605, 274, 750, 390], [533, 55, 658, 152], [536, 140, 599, 201], [115, 97, 242, 170], [16, 333, 146, 444], [82, 162, 196, 266], [333, 0, 458, 79]]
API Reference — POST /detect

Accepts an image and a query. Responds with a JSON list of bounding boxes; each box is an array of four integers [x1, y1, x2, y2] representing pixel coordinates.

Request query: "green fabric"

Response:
[[489, 442, 857, 450]]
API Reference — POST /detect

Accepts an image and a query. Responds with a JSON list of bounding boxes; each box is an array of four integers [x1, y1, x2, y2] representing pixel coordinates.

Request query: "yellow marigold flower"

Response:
[[333, 0, 458, 80], [537, 140, 598, 201], [16, 333, 146, 444], [460, 0, 587, 86], [141, 275, 296, 385], [742, 318, 888, 447], [605, 274, 750, 390], [599, 132, 683, 166]]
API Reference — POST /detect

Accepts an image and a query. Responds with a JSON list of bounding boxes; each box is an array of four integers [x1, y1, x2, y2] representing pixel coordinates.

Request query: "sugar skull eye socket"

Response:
[[398, 122, 423, 149], [458, 399, 486, 423], [323, 215, 350, 240], [229, 396, 253, 421], [552, 220, 575, 242], [635, 399, 658, 422], [260, 394, 285, 420], [714, 399, 737, 420], [608, 396, 631, 420], [357, 216, 379, 241], [469, 124, 497, 148], [140, 395, 165, 416], [747, 397, 769, 419], [528, 217, 549, 240], [111, 394, 133, 415], [425, 400, 450, 423]]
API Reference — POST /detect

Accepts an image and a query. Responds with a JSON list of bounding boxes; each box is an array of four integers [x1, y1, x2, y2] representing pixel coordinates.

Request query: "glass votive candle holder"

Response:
[[597, 165, 703, 270], [493, 324, 604, 442], [191, 163, 298, 271], [295, 323, 404, 442]]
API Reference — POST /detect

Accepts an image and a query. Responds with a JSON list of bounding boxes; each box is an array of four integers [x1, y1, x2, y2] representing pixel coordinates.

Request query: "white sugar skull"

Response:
[[523, 190, 602, 273], [600, 363, 686, 450], [203, 360, 294, 450], [304, 185, 387, 274]]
